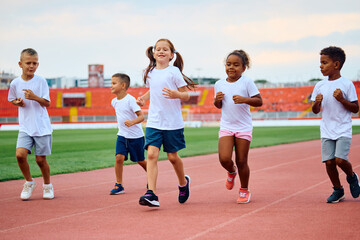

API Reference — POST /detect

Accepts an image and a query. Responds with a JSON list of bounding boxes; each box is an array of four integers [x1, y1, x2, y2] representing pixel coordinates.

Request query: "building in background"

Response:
[[88, 64, 104, 87]]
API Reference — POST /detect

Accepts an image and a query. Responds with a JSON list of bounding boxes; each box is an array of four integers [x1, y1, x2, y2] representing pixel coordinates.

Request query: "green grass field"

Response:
[[1, 126, 359, 182]]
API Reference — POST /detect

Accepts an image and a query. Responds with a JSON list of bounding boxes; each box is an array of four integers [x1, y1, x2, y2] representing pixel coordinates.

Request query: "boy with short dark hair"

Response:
[[8, 48, 54, 200], [311, 46, 360, 203], [109, 73, 147, 194]]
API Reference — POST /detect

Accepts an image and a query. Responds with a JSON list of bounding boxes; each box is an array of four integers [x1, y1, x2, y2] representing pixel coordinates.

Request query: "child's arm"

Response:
[[312, 93, 323, 114], [11, 98, 25, 107], [214, 91, 224, 109], [333, 89, 359, 113], [137, 90, 150, 107], [162, 86, 190, 101], [124, 110, 145, 127], [22, 89, 50, 107], [232, 94, 263, 107]]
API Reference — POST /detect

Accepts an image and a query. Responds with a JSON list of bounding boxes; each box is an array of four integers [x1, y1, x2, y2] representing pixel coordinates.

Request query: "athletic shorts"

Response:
[[16, 131, 52, 156], [321, 137, 351, 162], [116, 136, 145, 162], [144, 127, 186, 153], [219, 129, 252, 142]]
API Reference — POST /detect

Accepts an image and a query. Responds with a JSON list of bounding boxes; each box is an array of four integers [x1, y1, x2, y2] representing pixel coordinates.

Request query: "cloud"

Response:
[[224, 13, 360, 44]]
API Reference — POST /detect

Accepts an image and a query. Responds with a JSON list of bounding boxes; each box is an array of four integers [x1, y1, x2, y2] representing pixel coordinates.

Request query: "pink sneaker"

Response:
[[226, 171, 237, 190], [237, 188, 251, 204]]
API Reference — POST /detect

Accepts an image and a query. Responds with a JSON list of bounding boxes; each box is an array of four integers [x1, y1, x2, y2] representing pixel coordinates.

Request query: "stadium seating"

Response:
[[1, 82, 359, 122]]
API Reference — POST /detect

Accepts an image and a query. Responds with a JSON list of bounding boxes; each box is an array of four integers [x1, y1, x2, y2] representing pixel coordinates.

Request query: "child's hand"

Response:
[[215, 92, 224, 101], [124, 120, 134, 127], [162, 88, 180, 99], [333, 89, 344, 102], [22, 89, 36, 100], [233, 95, 247, 104], [315, 94, 323, 103], [14, 98, 25, 107], [136, 97, 145, 107]]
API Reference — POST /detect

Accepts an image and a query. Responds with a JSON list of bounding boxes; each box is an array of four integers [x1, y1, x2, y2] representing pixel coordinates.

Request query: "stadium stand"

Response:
[[1, 82, 359, 123]]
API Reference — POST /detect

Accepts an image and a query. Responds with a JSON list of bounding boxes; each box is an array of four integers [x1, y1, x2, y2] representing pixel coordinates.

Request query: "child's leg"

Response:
[[325, 159, 342, 188], [146, 146, 160, 193], [167, 152, 187, 186], [16, 148, 32, 181], [218, 136, 236, 173], [35, 156, 51, 184], [234, 138, 251, 188], [336, 157, 354, 177], [115, 154, 125, 184], [137, 160, 147, 171]]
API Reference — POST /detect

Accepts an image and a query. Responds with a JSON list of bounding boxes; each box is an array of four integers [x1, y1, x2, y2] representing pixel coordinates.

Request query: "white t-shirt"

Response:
[[145, 65, 187, 130], [111, 94, 144, 139], [311, 76, 358, 139], [8, 75, 52, 136], [214, 76, 260, 132]]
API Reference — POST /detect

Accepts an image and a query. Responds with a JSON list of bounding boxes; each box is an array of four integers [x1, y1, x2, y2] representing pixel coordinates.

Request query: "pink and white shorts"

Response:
[[218, 129, 252, 142]]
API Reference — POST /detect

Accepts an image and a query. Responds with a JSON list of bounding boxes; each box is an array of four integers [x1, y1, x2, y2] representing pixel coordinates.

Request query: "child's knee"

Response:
[[325, 159, 336, 167], [35, 156, 47, 166], [16, 148, 28, 162], [335, 157, 349, 167], [115, 155, 125, 164], [167, 153, 179, 164]]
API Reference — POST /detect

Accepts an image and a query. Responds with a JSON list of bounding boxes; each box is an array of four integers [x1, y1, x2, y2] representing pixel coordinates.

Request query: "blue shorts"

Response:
[[16, 131, 52, 156], [116, 136, 145, 162], [144, 127, 186, 153]]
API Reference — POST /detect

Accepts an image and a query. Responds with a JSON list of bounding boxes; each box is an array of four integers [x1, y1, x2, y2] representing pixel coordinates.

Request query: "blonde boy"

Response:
[[8, 48, 54, 200]]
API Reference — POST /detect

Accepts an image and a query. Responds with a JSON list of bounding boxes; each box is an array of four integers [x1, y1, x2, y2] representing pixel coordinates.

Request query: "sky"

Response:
[[1, 0, 360, 86]]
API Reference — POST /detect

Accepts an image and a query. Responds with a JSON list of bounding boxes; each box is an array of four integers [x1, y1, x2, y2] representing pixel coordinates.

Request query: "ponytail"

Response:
[[173, 51, 197, 89], [143, 46, 156, 85]]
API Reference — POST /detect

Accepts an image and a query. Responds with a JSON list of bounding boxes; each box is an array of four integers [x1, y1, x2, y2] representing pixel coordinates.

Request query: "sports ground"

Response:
[[1, 135, 359, 239]]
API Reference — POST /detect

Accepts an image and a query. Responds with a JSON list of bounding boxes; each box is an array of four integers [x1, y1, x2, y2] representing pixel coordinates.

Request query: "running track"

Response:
[[1, 135, 360, 240]]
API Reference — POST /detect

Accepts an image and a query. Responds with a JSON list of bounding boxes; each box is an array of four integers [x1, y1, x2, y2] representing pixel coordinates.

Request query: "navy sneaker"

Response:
[[347, 172, 360, 198], [110, 183, 125, 195], [178, 175, 191, 204], [139, 190, 159, 207], [327, 187, 345, 203]]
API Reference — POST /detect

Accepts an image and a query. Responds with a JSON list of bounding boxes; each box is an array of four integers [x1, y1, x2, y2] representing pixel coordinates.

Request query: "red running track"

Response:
[[1, 135, 360, 240]]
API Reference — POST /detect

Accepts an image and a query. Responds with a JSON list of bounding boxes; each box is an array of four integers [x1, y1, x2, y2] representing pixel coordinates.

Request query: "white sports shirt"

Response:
[[214, 76, 260, 132], [145, 66, 187, 130], [311, 76, 358, 139], [8, 75, 52, 136], [111, 94, 144, 139]]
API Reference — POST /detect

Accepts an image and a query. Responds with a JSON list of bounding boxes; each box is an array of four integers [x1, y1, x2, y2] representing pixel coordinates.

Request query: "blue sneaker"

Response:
[[327, 187, 345, 203], [347, 172, 360, 198], [178, 175, 190, 204], [139, 190, 159, 207], [110, 183, 125, 195]]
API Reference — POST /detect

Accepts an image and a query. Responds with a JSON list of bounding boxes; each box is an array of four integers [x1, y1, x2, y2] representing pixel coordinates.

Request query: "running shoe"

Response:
[[347, 173, 360, 198], [226, 170, 237, 190], [20, 181, 36, 200], [139, 190, 159, 207], [178, 175, 191, 204], [237, 188, 251, 204], [110, 183, 125, 195], [43, 183, 54, 199], [327, 187, 345, 203]]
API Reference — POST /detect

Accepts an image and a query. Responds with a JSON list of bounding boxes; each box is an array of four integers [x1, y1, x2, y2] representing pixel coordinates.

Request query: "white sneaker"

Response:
[[21, 181, 36, 200], [43, 184, 54, 199]]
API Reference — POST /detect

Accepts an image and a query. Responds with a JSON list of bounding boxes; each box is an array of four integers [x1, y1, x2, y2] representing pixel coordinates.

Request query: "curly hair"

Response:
[[320, 46, 346, 70]]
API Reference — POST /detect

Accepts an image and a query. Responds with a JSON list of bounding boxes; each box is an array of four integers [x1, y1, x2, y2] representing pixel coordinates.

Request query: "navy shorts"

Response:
[[144, 127, 186, 153], [115, 136, 145, 162]]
